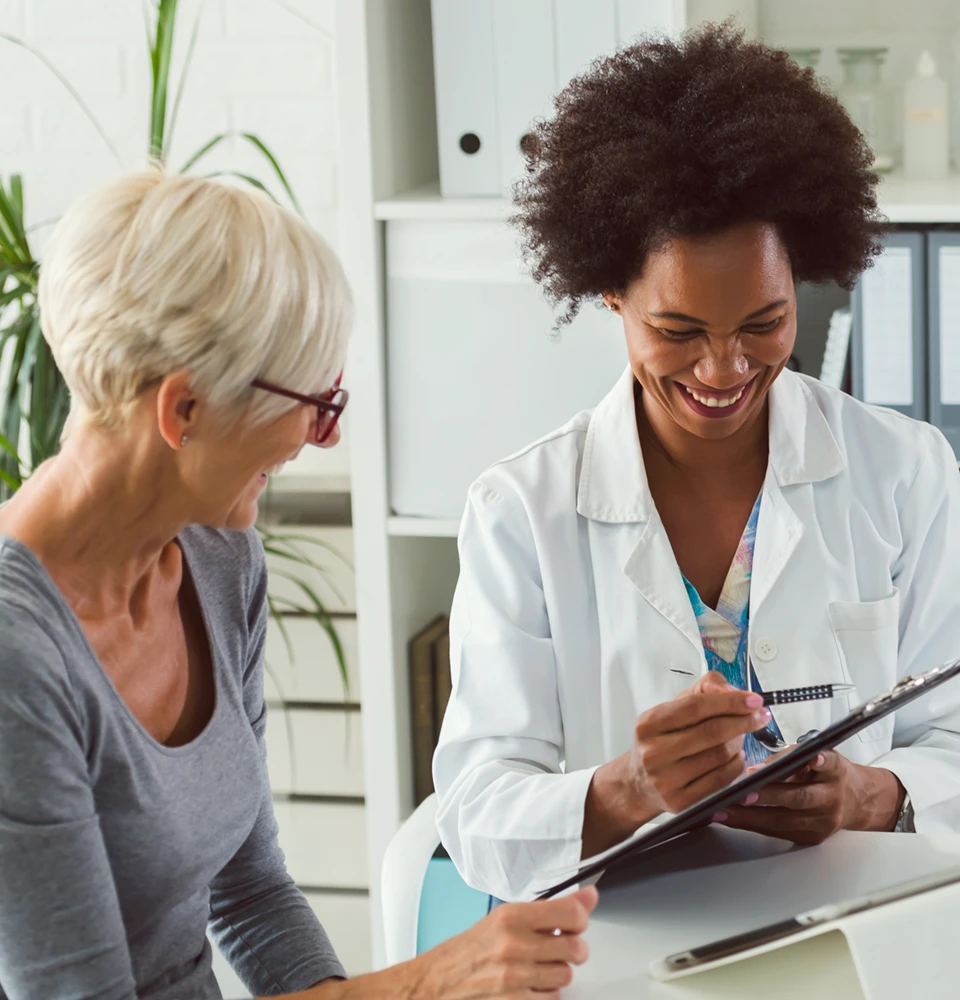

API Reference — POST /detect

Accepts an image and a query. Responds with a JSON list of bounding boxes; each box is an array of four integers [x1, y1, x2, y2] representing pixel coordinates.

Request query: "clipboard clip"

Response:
[[863, 661, 959, 714]]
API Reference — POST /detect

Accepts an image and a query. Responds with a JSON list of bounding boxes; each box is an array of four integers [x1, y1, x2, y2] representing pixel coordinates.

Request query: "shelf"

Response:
[[877, 173, 960, 224], [268, 473, 351, 495], [387, 516, 461, 538], [374, 180, 508, 221], [375, 174, 960, 226]]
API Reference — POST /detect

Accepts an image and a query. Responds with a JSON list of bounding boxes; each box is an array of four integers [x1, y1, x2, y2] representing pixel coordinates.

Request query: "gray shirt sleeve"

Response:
[[0, 609, 138, 1000], [207, 538, 346, 994]]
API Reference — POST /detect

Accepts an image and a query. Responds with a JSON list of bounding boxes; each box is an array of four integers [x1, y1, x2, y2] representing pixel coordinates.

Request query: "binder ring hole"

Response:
[[519, 131, 541, 162], [459, 132, 482, 155]]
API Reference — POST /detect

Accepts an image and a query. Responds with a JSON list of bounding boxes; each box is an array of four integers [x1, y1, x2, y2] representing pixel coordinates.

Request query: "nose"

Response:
[[317, 422, 341, 449], [693, 335, 749, 390]]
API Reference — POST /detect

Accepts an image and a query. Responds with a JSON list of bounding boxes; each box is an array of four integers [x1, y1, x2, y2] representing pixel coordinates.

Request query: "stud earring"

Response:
[[180, 434, 189, 447]]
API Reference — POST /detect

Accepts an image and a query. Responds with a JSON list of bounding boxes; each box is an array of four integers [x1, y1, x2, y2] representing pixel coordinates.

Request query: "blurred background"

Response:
[[4, 1, 960, 994]]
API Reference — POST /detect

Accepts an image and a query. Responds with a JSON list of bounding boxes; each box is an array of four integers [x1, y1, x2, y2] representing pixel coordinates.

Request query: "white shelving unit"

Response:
[[376, 173, 960, 226], [334, 0, 960, 970]]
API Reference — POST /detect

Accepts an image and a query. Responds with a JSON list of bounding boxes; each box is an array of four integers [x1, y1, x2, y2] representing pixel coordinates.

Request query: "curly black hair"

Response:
[[512, 22, 887, 325]]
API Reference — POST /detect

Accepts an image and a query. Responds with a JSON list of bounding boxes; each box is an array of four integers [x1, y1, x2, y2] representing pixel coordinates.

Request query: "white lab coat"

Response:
[[433, 367, 960, 901]]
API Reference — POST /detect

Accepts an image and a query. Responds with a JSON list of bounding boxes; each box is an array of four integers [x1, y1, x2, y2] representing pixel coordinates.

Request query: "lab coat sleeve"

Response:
[[871, 426, 960, 832], [433, 478, 598, 901]]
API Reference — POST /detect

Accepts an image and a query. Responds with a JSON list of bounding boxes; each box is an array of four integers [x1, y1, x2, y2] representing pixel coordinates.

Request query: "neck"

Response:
[[3, 424, 190, 613], [636, 383, 770, 480]]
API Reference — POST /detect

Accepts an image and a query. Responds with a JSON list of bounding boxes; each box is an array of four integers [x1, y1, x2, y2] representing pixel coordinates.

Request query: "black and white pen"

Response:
[[761, 683, 855, 707]]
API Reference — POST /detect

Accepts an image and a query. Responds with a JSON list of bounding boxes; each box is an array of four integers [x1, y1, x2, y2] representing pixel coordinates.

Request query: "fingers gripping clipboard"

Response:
[[537, 659, 960, 900]]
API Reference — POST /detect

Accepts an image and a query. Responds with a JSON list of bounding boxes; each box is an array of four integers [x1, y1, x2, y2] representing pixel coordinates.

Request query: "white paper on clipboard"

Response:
[[939, 246, 960, 405], [860, 247, 914, 406]]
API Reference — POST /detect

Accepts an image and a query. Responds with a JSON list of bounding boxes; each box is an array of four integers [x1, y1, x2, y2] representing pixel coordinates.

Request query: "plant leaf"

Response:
[[149, 0, 179, 161], [178, 132, 228, 173], [200, 171, 279, 203], [0, 35, 122, 167], [165, 5, 201, 156], [237, 132, 305, 217], [180, 130, 306, 217]]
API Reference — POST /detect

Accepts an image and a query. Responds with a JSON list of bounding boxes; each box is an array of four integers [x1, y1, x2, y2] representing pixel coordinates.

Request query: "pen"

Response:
[[760, 683, 855, 706]]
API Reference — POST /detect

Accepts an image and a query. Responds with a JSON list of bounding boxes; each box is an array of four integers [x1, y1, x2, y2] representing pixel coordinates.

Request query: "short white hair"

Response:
[[38, 168, 352, 430]]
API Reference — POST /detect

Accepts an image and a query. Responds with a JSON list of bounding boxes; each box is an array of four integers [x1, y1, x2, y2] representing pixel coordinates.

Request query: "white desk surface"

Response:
[[565, 826, 960, 998]]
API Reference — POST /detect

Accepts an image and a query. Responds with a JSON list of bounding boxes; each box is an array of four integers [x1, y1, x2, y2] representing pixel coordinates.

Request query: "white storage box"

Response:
[[386, 219, 627, 519]]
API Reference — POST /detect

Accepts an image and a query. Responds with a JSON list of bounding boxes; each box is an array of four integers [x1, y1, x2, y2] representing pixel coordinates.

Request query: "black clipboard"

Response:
[[537, 658, 960, 899]]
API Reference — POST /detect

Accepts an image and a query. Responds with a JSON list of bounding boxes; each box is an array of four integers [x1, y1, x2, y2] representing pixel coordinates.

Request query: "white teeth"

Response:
[[684, 386, 745, 408]]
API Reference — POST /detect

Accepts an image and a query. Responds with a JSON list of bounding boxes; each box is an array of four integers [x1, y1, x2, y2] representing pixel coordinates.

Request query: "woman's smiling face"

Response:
[[607, 222, 798, 442]]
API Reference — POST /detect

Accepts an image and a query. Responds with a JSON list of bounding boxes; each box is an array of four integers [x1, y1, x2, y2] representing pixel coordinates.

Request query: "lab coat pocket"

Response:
[[828, 590, 900, 745]]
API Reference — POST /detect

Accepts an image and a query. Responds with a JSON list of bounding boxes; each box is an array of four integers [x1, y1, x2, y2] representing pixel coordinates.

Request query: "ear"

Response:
[[156, 372, 197, 450], [602, 292, 623, 315]]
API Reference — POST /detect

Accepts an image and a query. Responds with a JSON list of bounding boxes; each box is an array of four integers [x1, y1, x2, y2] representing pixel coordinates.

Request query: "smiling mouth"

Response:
[[676, 377, 757, 417], [682, 385, 746, 408]]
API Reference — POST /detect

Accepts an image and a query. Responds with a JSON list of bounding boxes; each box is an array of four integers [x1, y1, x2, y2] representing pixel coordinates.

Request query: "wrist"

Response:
[[582, 755, 659, 857], [855, 766, 906, 832]]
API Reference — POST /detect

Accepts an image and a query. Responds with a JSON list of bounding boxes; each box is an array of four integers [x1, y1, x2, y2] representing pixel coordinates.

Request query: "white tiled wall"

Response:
[[0, 0, 339, 252]]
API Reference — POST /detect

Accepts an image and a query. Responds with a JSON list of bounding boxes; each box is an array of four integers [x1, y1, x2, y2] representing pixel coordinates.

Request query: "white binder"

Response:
[[491, 0, 556, 196], [431, 0, 501, 196], [554, 0, 618, 89]]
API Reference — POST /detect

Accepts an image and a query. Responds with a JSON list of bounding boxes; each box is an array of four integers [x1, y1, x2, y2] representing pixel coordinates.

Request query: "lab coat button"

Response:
[[754, 637, 778, 662]]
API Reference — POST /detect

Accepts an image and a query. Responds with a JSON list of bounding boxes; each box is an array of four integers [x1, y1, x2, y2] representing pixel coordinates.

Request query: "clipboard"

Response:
[[649, 863, 960, 980], [537, 658, 960, 899]]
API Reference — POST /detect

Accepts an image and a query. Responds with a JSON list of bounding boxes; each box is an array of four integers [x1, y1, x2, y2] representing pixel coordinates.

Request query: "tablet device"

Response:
[[650, 863, 960, 980], [537, 658, 960, 899]]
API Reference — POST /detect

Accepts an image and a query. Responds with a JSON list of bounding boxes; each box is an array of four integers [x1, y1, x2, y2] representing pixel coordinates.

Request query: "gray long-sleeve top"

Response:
[[0, 526, 345, 999]]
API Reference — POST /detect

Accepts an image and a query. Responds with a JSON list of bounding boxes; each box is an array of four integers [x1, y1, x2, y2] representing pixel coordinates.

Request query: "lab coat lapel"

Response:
[[578, 367, 704, 664], [750, 371, 846, 742], [623, 514, 705, 658], [751, 371, 845, 617]]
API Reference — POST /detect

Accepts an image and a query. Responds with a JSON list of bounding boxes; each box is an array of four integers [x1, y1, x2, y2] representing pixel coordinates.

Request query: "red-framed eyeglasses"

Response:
[[251, 373, 348, 445]]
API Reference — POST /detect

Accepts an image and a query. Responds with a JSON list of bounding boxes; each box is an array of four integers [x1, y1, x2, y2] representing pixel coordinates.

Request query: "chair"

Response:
[[381, 793, 494, 966]]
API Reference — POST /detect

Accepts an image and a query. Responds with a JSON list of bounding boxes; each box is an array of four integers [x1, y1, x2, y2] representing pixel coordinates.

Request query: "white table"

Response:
[[566, 827, 960, 998]]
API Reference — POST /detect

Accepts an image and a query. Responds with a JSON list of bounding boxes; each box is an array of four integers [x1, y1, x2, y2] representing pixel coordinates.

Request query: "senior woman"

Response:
[[0, 170, 596, 1000], [433, 23, 960, 902]]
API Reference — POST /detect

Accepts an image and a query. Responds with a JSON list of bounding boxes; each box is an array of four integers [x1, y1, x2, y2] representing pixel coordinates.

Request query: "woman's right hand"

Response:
[[409, 887, 598, 999], [628, 670, 771, 815], [583, 671, 772, 855]]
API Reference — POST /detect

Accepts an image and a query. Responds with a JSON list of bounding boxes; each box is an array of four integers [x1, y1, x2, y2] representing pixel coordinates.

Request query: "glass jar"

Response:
[[837, 47, 895, 172]]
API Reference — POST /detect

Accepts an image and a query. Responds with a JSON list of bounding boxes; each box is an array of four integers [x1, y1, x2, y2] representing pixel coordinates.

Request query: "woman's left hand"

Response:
[[716, 750, 905, 844]]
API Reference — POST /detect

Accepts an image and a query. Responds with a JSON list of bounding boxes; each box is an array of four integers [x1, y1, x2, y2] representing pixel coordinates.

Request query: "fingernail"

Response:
[[712, 811, 728, 823], [754, 708, 772, 724], [745, 693, 764, 708], [816, 754, 825, 767], [743, 792, 759, 805]]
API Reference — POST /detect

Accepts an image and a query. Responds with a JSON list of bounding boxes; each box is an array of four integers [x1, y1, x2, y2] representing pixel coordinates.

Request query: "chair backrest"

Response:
[[381, 794, 442, 965], [381, 793, 495, 964]]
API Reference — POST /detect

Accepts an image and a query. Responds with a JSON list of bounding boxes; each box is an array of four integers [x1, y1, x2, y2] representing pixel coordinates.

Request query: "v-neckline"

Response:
[[0, 533, 222, 756], [681, 492, 762, 664]]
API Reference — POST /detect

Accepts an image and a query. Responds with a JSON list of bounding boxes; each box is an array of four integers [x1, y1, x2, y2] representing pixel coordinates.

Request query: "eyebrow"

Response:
[[650, 300, 789, 326]]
